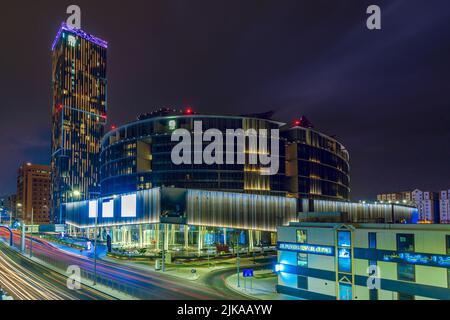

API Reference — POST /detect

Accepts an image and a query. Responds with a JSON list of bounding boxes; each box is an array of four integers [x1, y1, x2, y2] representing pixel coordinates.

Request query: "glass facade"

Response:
[[51, 23, 107, 223], [283, 126, 350, 201], [339, 284, 352, 300], [100, 110, 350, 201], [100, 111, 286, 197]]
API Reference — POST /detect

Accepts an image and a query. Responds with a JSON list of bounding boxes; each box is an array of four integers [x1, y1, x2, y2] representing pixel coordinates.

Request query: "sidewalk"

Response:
[[101, 254, 245, 282], [29, 253, 137, 300], [225, 269, 301, 300]]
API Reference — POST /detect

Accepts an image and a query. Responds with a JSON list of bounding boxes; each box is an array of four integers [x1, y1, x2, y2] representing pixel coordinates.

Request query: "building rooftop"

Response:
[[286, 221, 450, 231], [51, 22, 108, 50]]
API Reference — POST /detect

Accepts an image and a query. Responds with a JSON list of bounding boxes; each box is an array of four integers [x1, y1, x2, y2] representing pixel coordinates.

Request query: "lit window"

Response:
[[68, 35, 77, 47], [368, 232, 377, 249], [338, 248, 352, 273], [338, 231, 351, 247], [296, 230, 307, 243], [297, 253, 308, 267], [339, 284, 352, 300]]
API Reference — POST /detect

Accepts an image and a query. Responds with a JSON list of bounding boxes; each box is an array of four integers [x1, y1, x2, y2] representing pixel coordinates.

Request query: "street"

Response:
[[0, 229, 260, 300], [0, 242, 114, 300]]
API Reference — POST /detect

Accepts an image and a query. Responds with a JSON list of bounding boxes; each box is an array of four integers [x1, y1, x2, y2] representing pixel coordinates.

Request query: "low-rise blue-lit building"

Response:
[[276, 222, 450, 300]]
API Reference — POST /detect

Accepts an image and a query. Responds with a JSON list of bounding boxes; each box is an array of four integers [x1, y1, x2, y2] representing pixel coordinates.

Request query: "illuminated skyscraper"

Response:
[[50, 23, 107, 223]]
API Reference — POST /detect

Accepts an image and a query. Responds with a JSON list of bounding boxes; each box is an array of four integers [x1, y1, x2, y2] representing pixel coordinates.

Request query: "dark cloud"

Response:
[[0, 0, 449, 199]]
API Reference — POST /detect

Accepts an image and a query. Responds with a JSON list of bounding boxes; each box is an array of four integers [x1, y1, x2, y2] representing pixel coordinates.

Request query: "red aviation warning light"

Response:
[[184, 107, 193, 115]]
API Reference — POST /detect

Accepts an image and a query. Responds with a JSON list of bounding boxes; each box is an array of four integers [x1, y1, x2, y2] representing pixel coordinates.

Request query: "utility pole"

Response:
[[93, 210, 98, 285], [29, 208, 33, 258], [21, 223, 25, 253], [161, 224, 166, 272]]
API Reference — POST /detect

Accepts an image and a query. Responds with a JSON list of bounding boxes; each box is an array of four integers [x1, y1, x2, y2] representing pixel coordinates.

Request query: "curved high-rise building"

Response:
[[282, 116, 350, 201], [99, 110, 350, 201], [100, 108, 286, 196]]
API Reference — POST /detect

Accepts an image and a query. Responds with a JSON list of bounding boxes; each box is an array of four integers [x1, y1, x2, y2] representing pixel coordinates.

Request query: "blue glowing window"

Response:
[[369, 232, 377, 249], [297, 253, 308, 268], [339, 284, 352, 300], [338, 248, 352, 273], [338, 231, 351, 247]]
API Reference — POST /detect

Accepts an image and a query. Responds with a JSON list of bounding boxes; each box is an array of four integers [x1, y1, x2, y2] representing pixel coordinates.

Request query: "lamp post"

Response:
[[93, 208, 98, 286], [161, 223, 166, 272], [16, 203, 22, 227], [236, 230, 240, 288]]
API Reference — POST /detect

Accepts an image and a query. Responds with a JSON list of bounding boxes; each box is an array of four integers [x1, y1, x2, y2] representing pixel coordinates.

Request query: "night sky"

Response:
[[0, 0, 449, 200]]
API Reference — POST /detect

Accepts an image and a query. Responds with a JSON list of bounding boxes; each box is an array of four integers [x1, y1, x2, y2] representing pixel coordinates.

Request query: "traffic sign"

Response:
[[243, 269, 254, 277]]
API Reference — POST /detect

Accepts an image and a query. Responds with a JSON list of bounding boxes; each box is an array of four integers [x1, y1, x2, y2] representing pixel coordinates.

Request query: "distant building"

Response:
[[16, 163, 51, 225], [377, 190, 440, 223], [411, 189, 439, 223], [50, 23, 108, 223], [277, 222, 450, 300], [0, 194, 17, 220], [377, 191, 414, 205], [440, 190, 450, 224]]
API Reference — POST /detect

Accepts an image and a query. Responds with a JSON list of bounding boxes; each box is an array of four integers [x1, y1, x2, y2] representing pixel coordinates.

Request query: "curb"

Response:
[[224, 274, 262, 300]]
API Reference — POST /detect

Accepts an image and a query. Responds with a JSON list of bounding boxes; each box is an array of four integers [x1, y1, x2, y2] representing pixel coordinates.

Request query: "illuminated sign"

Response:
[[88, 200, 98, 218], [121, 194, 137, 218], [382, 252, 450, 268], [278, 242, 334, 256], [102, 198, 114, 218], [355, 248, 450, 269]]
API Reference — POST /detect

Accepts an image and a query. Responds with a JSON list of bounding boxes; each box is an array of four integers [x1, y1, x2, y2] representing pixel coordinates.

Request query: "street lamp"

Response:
[[93, 207, 98, 286], [235, 229, 241, 288], [72, 190, 81, 199]]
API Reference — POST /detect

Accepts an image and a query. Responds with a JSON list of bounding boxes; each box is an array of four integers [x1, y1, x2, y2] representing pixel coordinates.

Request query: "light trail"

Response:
[[0, 228, 248, 300]]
